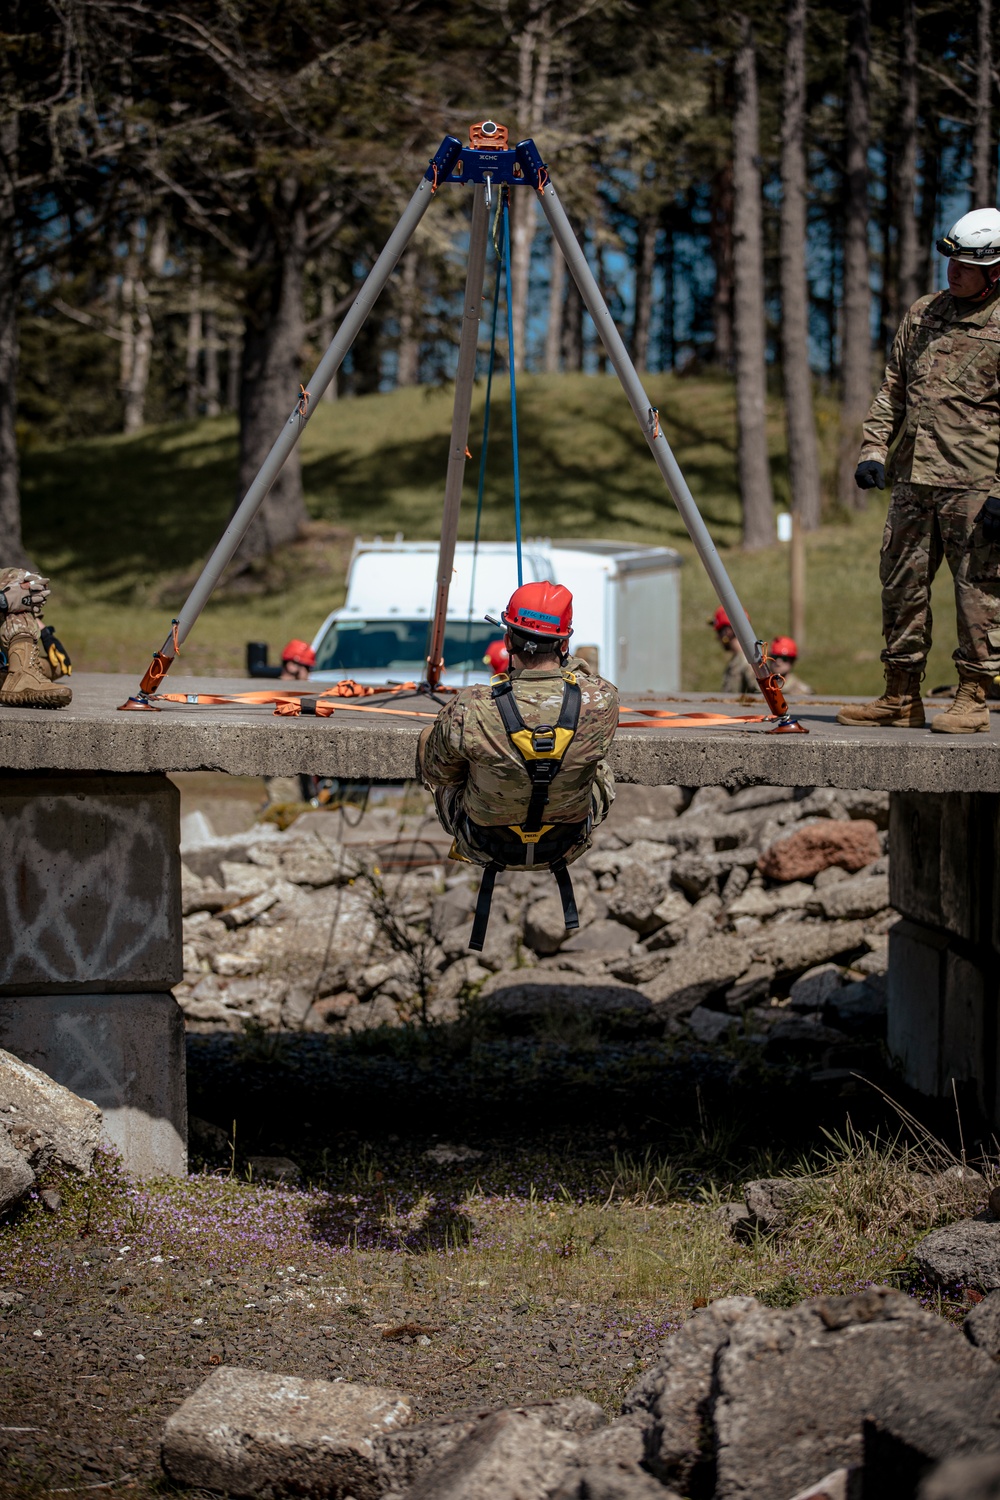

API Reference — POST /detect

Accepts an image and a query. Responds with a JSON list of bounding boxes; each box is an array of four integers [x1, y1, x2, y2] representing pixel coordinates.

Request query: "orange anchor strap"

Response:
[[617, 705, 771, 728]]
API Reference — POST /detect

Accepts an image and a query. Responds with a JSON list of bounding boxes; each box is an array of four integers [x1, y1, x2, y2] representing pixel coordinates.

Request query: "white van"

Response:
[[310, 537, 682, 692]]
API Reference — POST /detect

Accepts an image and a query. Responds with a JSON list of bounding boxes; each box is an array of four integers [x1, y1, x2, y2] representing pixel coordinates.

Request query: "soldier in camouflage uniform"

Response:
[[0, 568, 72, 708], [838, 207, 1000, 734], [419, 581, 618, 875]]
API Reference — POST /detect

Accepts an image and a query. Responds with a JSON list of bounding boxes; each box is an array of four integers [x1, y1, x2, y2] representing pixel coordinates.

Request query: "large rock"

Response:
[[161, 1367, 411, 1498], [606, 865, 669, 934], [758, 822, 881, 883], [375, 1398, 605, 1494], [562, 920, 636, 956], [639, 935, 754, 1015], [790, 964, 845, 1012], [965, 1290, 1000, 1359], [551, 1460, 676, 1499], [396, 1408, 579, 1500], [711, 1289, 992, 1500], [920, 1453, 1000, 1499], [0, 1047, 101, 1174], [524, 889, 596, 955], [477, 971, 652, 1031], [915, 1221, 1000, 1292], [862, 1372, 1000, 1497], [621, 1297, 756, 1491], [0, 1126, 35, 1214], [752, 922, 867, 982], [810, 874, 891, 921], [743, 1178, 807, 1232]]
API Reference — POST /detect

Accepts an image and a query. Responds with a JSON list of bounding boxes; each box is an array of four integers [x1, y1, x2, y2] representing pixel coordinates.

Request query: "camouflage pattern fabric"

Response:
[[859, 286, 1000, 488], [420, 655, 618, 870], [777, 669, 812, 696], [0, 570, 51, 678], [878, 482, 1000, 679]]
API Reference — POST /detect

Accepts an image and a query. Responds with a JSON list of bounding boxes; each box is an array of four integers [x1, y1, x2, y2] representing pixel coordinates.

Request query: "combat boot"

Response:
[[0, 628, 72, 708], [930, 666, 990, 733], [836, 665, 925, 728]]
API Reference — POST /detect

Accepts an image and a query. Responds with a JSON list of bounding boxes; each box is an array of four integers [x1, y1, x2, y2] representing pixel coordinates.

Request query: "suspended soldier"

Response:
[[418, 581, 618, 951], [0, 568, 72, 709], [838, 207, 1000, 734]]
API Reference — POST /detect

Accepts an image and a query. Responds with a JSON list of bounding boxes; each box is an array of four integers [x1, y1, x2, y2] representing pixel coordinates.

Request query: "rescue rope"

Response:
[[501, 194, 523, 587], [463, 239, 505, 676]]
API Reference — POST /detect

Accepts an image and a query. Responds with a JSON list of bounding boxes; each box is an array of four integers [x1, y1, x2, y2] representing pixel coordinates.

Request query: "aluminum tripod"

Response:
[[122, 121, 804, 733]]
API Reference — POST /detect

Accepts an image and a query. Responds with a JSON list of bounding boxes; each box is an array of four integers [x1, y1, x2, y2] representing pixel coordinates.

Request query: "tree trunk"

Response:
[[896, 0, 920, 314], [510, 19, 551, 372], [837, 0, 872, 512], [544, 237, 564, 373], [317, 281, 338, 401], [918, 119, 942, 295], [395, 248, 419, 387], [563, 275, 584, 372], [632, 214, 657, 370], [779, 0, 822, 531], [972, 0, 995, 206], [733, 16, 775, 550], [661, 224, 675, 370], [203, 304, 221, 418], [0, 114, 28, 567], [236, 183, 309, 560], [710, 159, 735, 369], [185, 260, 202, 421], [878, 152, 896, 354]]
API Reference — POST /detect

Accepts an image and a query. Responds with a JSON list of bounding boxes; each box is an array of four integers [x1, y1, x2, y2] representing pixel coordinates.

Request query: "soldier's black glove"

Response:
[[976, 493, 1000, 544], [855, 460, 886, 490]]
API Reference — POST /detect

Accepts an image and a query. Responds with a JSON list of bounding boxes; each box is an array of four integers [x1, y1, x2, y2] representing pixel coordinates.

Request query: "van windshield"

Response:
[[314, 619, 502, 674]]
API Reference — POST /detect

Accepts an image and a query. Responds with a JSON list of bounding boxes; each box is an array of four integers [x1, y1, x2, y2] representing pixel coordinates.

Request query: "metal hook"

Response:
[[484, 173, 493, 209]]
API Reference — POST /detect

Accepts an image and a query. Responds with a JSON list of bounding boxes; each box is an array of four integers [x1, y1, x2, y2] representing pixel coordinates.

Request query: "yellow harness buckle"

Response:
[[508, 824, 555, 845]]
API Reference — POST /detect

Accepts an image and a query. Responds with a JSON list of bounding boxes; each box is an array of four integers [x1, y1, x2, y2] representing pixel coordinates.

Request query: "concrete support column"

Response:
[[0, 773, 185, 1175], [888, 790, 1000, 1122]]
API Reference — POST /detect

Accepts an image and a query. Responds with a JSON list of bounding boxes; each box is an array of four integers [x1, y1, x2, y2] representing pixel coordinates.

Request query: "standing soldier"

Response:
[[418, 581, 618, 951], [838, 208, 1000, 734]]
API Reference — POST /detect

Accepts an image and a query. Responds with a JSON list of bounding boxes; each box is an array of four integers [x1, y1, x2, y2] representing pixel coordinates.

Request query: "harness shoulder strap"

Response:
[[492, 672, 582, 833]]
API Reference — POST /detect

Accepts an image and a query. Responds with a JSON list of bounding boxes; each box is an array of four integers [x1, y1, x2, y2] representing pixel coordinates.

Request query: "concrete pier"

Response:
[[1, 671, 999, 1157]]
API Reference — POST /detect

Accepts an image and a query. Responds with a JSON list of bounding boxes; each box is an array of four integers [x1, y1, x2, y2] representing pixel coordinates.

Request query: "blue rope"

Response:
[[502, 196, 523, 587], [462, 250, 504, 675]]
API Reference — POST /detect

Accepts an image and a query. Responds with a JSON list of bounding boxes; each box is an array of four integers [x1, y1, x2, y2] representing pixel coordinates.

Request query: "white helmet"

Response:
[[937, 207, 1000, 265]]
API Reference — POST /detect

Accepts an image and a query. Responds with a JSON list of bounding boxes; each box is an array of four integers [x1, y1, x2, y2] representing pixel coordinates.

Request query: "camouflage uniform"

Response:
[[721, 652, 758, 696], [858, 286, 1000, 680], [0, 568, 47, 676], [420, 655, 619, 870]]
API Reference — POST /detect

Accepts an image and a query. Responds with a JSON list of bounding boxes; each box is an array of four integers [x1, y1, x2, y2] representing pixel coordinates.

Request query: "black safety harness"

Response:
[[467, 670, 587, 952]]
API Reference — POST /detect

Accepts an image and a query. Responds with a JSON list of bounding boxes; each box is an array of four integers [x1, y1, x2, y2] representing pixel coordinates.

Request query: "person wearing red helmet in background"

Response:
[[483, 638, 510, 675], [280, 639, 316, 681], [418, 581, 619, 949], [709, 607, 758, 695], [768, 637, 812, 697]]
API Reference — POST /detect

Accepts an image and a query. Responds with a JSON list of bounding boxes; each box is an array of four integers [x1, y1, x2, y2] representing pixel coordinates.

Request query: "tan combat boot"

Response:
[[930, 667, 990, 733], [0, 628, 72, 708], [836, 665, 925, 728]]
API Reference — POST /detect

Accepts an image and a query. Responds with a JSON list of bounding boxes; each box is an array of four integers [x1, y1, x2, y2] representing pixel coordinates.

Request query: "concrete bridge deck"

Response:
[[1, 671, 997, 793]]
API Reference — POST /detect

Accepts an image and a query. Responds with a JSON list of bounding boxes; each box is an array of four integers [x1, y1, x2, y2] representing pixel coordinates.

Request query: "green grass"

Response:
[[21, 372, 963, 693]]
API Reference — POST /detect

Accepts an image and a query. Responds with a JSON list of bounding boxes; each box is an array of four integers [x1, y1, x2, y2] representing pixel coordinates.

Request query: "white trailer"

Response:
[[309, 537, 682, 692]]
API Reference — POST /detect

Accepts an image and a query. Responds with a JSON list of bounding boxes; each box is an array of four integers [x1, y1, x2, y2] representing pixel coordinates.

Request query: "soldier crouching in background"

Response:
[[0, 568, 72, 708]]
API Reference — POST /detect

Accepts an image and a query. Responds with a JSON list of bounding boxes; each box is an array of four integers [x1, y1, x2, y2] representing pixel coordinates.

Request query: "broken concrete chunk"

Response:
[[789, 964, 844, 1011], [0, 1126, 35, 1214], [919, 1452, 1000, 1499], [394, 1408, 580, 1500], [863, 1371, 1000, 1496], [161, 1366, 412, 1498], [916, 1221, 1000, 1293], [810, 873, 890, 921], [759, 821, 881, 882], [964, 1290, 1000, 1360], [712, 1289, 992, 1500], [551, 1459, 677, 1499], [0, 1048, 101, 1175], [477, 971, 652, 1030]]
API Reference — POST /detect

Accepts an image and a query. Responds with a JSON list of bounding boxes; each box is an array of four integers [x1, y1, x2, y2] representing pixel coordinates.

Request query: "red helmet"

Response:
[[710, 606, 731, 633], [500, 581, 573, 641], [483, 639, 510, 674], [770, 636, 798, 661], [281, 638, 316, 668]]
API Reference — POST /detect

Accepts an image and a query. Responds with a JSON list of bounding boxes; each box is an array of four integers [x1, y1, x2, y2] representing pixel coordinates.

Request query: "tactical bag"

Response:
[[464, 669, 591, 952]]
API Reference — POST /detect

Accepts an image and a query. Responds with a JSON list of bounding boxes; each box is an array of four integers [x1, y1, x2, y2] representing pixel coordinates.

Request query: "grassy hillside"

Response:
[[20, 371, 960, 694]]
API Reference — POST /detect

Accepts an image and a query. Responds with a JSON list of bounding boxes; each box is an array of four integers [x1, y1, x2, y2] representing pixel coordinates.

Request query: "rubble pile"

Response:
[[174, 782, 894, 1044]]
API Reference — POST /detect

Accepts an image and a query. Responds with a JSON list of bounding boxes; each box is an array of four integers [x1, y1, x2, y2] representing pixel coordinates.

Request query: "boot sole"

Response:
[[0, 692, 72, 709], [929, 720, 990, 734], [835, 714, 926, 728]]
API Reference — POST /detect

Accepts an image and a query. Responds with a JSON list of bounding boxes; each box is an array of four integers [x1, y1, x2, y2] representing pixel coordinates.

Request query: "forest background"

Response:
[[2, 0, 997, 690]]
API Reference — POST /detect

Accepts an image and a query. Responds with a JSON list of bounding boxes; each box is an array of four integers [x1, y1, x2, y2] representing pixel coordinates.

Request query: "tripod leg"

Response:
[[131, 171, 443, 700], [538, 181, 794, 723], [425, 186, 491, 689]]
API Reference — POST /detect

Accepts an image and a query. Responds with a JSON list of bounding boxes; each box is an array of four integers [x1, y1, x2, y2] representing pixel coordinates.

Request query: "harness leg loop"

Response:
[[470, 863, 502, 951], [552, 860, 580, 931]]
